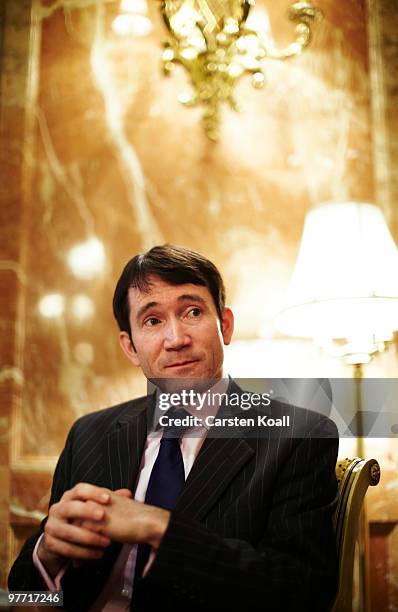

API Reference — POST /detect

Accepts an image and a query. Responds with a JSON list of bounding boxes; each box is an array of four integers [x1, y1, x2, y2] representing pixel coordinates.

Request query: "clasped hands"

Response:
[[38, 484, 170, 577]]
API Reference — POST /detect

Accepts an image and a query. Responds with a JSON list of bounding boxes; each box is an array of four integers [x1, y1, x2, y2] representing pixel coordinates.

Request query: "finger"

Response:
[[45, 517, 111, 549], [51, 499, 106, 523], [62, 483, 111, 505], [78, 519, 103, 533], [71, 514, 105, 533], [44, 533, 107, 560], [76, 501, 109, 533], [114, 489, 133, 498]]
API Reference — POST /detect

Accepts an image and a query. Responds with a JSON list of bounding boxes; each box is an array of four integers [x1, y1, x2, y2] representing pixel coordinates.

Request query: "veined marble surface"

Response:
[[1, 0, 398, 597], [4, 0, 378, 457]]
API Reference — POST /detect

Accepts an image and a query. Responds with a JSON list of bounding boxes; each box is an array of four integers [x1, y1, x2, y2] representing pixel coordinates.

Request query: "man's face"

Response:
[[118, 275, 234, 385]]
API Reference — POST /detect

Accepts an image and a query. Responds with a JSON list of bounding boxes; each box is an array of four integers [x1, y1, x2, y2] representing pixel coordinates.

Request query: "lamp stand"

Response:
[[353, 363, 370, 612]]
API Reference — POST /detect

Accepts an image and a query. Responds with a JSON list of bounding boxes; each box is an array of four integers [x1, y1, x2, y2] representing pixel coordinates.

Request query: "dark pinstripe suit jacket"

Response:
[[9, 381, 339, 611]]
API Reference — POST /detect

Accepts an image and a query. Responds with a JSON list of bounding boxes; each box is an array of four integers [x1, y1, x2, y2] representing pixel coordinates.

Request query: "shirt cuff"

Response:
[[142, 548, 157, 577], [33, 534, 68, 591]]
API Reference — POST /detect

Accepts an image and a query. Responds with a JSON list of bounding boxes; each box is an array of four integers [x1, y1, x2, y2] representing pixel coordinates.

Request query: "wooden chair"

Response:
[[331, 457, 381, 612]]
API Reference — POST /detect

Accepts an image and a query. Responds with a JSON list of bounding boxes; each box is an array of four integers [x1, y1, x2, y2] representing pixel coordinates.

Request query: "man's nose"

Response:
[[163, 318, 191, 350]]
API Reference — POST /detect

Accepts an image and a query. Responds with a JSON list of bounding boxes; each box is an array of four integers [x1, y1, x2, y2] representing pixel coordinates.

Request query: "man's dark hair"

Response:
[[113, 244, 226, 336]]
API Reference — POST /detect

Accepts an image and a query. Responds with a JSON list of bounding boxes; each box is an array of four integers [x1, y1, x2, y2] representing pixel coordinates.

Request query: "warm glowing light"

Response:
[[275, 202, 398, 363], [74, 342, 94, 365], [67, 237, 106, 280], [121, 0, 148, 14], [224, 19, 239, 35], [188, 35, 206, 51], [180, 47, 199, 60], [245, 8, 272, 38], [113, 0, 152, 37], [38, 294, 65, 318], [228, 64, 243, 78], [163, 48, 174, 61], [178, 91, 194, 104], [252, 71, 265, 87], [170, 4, 201, 35], [71, 295, 95, 320], [112, 13, 152, 36]]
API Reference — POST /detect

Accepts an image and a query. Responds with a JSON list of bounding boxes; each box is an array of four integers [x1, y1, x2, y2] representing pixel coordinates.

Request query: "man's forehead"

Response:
[[127, 276, 212, 309]]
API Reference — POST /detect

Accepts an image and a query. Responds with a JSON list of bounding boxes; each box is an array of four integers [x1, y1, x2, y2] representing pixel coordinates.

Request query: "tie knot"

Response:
[[161, 408, 192, 439]]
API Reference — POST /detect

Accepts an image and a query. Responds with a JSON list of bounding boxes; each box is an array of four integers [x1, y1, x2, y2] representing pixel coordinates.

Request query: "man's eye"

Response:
[[186, 307, 201, 318], [144, 317, 160, 327]]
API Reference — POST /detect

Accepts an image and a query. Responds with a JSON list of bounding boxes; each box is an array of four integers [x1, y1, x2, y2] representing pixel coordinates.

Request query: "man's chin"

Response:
[[149, 377, 219, 394]]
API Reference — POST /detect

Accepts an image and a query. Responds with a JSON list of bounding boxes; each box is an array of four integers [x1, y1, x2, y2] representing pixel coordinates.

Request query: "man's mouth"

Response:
[[165, 360, 199, 369]]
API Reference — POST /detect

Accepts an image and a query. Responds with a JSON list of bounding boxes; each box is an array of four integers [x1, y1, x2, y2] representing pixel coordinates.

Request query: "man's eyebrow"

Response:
[[177, 294, 207, 305], [135, 301, 159, 321]]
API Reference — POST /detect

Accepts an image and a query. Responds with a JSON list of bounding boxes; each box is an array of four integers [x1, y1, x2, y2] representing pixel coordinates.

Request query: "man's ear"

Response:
[[119, 331, 141, 367], [220, 307, 234, 345]]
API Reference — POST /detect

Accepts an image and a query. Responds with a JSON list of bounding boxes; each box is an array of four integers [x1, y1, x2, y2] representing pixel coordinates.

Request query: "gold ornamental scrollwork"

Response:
[[158, 0, 321, 139], [369, 461, 381, 486]]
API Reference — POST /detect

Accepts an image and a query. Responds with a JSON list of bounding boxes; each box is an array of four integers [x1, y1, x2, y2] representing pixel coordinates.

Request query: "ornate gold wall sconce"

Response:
[[158, 1, 321, 140]]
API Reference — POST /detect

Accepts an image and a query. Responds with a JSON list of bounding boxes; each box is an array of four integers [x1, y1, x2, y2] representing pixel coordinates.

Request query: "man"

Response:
[[9, 244, 339, 611]]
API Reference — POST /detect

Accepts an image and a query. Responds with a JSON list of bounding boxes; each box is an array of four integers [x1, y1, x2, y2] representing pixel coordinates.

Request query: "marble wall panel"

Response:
[[13, 0, 376, 464], [0, 0, 397, 604], [0, 0, 32, 586], [374, 0, 398, 237]]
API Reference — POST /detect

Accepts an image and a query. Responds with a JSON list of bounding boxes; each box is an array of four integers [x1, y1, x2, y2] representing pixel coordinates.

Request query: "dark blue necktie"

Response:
[[144, 432, 186, 508], [133, 413, 187, 587]]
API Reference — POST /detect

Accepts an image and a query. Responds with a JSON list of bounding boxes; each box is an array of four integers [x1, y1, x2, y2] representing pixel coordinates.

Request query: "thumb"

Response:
[[114, 488, 133, 498]]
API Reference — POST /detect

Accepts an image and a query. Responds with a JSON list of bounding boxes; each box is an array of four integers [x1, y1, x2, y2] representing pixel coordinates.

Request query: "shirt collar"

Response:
[[150, 375, 230, 433]]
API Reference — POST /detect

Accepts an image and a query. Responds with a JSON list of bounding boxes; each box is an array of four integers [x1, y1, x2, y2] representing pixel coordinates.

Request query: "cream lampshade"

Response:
[[275, 201, 398, 364]]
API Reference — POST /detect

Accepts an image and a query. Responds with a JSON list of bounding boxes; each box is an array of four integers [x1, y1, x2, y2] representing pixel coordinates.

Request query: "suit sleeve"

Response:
[[140, 420, 339, 612], [8, 417, 123, 611], [8, 424, 76, 591]]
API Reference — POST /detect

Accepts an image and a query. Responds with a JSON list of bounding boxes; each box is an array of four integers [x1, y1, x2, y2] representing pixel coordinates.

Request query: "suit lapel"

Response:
[[176, 436, 254, 520], [102, 381, 255, 519], [102, 393, 155, 491], [176, 378, 255, 520]]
